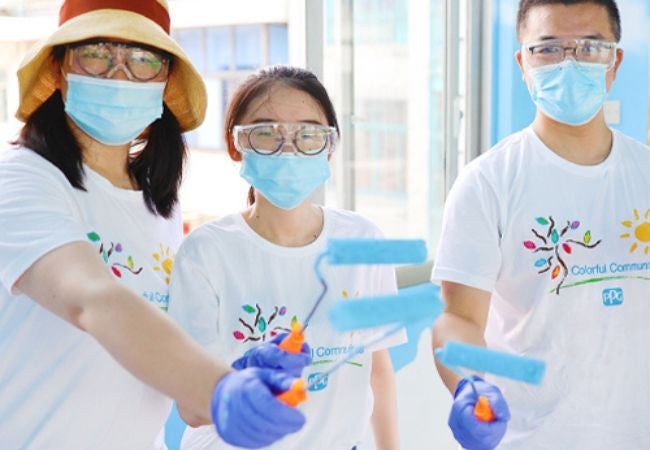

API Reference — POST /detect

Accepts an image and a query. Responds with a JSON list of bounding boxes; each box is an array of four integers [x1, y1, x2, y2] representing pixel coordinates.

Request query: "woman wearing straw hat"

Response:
[[0, 1, 307, 449]]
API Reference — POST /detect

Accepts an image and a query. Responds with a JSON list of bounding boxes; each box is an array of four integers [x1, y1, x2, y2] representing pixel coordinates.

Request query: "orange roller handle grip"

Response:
[[277, 379, 307, 407], [474, 395, 496, 422], [276, 321, 308, 407], [278, 321, 304, 354]]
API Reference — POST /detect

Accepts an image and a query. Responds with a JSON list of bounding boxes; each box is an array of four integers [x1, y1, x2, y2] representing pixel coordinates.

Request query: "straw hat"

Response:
[[16, 0, 206, 132]]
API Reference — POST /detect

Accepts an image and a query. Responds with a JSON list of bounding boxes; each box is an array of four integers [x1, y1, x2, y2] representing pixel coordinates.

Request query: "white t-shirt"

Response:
[[168, 208, 404, 450], [0, 148, 182, 449], [432, 127, 650, 449]]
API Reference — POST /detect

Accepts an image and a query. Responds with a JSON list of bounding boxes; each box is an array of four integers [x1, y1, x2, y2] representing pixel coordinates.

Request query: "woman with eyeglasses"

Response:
[[168, 65, 403, 450], [0, 1, 306, 449]]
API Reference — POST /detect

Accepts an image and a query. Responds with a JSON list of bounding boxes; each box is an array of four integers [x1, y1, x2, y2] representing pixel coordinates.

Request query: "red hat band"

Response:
[[59, 0, 171, 34]]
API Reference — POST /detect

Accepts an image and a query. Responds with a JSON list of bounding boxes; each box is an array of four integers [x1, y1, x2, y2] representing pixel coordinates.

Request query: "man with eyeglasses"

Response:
[[432, 1, 649, 449]]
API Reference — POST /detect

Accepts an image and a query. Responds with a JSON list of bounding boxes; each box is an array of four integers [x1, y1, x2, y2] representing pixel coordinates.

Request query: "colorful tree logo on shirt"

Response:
[[233, 304, 293, 343], [523, 216, 601, 294], [152, 244, 174, 285], [620, 208, 650, 254], [87, 231, 143, 278]]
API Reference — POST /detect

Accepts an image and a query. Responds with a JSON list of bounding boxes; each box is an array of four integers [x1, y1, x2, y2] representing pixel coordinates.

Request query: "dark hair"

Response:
[[224, 65, 339, 205], [517, 0, 621, 42], [13, 47, 186, 218]]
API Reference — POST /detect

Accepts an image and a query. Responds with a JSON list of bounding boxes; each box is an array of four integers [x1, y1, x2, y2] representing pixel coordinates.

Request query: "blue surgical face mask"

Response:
[[240, 152, 330, 210], [64, 73, 165, 145], [528, 60, 608, 126]]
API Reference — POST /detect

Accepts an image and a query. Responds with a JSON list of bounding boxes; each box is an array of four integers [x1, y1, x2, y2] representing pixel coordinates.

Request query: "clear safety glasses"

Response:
[[69, 41, 170, 81], [523, 38, 617, 69], [233, 122, 338, 156]]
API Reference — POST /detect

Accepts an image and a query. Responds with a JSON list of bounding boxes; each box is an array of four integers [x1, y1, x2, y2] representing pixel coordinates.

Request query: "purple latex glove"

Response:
[[211, 368, 306, 449], [448, 375, 511, 450], [231, 332, 312, 377]]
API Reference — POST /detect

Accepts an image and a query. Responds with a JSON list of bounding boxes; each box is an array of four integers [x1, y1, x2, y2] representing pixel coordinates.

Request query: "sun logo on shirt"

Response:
[[152, 244, 174, 285], [620, 208, 650, 254]]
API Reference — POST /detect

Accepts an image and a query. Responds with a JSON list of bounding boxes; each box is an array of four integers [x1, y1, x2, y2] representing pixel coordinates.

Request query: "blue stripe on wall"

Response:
[[491, 0, 535, 145]]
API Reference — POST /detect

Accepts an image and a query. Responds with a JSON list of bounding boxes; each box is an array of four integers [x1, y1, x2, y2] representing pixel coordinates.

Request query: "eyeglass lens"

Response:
[[247, 125, 331, 155], [527, 39, 615, 67], [73, 42, 167, 81]]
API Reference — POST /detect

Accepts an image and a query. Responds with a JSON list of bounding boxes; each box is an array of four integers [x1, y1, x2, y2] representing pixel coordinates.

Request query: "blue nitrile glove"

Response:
[[231, 332, 312, 377], [211, 367, 306, 449], [448, 375, 511, 450]]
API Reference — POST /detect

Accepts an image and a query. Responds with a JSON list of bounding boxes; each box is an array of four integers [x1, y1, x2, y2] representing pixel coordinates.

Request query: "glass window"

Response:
[[324, 0, 445, 247], [206, 27, 232, 72], [354, 100, 407, 197], [268, 24, 289, 65], [176, 22, 291, 227], [323, 4, 455, 449], [174, 24, 286, 150], [195, 78, 223, 148], [173, 28, 204, 72], [235, 25, 262, 69], [354, 0, 408, 44], [326, 0, 336, 44], [0, 72, 7, 123]]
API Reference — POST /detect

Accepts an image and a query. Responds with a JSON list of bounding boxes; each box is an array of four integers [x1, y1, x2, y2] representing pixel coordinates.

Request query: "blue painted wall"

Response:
[[607, 0, 650, 142], [491, 1, 535, 145], [491, 0, 650, 146]]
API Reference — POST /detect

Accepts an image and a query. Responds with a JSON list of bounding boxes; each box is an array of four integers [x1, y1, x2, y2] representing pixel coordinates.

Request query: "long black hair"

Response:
[[14, 46, 186, 218]]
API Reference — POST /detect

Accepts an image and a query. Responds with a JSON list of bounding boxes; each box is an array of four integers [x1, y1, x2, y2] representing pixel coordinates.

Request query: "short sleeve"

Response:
[[431, 164, 502, 292], [0, 150, 88, 292], [167, 243, 221, 355]]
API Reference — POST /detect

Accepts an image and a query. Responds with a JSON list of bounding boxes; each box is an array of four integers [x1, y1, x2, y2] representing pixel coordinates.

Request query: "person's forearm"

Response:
[[78, 279, 230, 424], [432, 312, 486, 393], [371, 350, 400, 450], [16, 241, 230, 425]]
